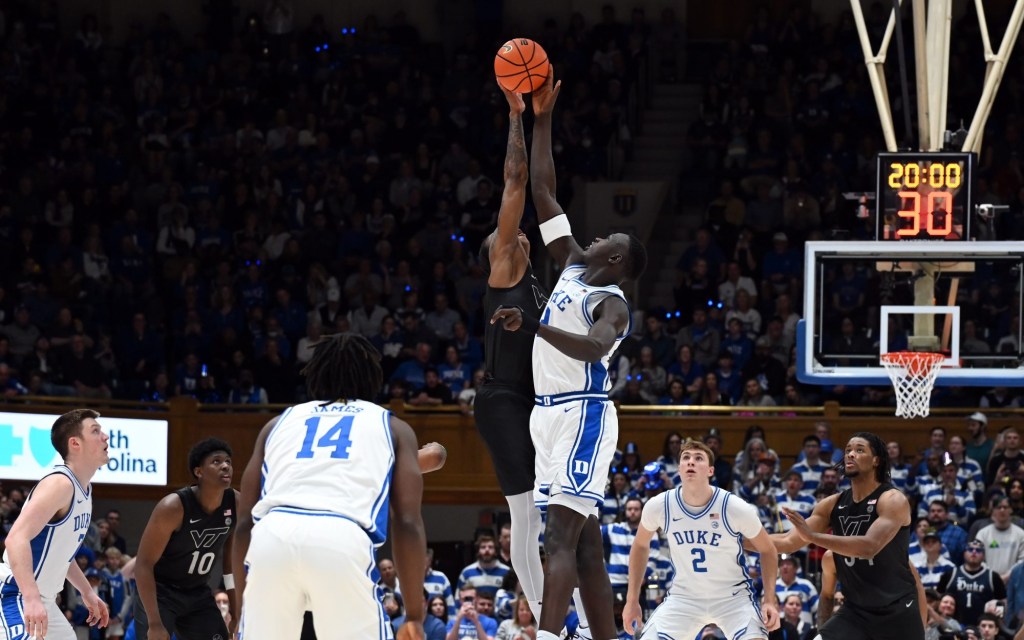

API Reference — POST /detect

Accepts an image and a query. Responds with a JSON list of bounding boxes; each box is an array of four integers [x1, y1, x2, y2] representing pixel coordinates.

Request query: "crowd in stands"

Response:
[[2, 1, 1024, 639], [0, 1, 669, 409]]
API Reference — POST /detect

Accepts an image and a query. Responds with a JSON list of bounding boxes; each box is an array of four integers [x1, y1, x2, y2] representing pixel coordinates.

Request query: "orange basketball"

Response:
[[494, 38, 550, 93]]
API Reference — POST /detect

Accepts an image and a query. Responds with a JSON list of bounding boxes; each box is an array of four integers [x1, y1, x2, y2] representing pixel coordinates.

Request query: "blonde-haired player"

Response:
[[623, 439, 780, 640]]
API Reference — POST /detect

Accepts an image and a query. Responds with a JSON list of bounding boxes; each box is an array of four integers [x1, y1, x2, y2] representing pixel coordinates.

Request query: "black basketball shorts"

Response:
[[819, 596, 924, 640], [473, 383, 536, 496], [132, 583, 229, 640]]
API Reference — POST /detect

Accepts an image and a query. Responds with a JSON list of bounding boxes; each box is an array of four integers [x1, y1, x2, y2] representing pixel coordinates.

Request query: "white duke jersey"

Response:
[[533, 264, 631, 398], [640, 486, 762, 601], [253, 399, 394, 546], [0, 466, 93, 599]]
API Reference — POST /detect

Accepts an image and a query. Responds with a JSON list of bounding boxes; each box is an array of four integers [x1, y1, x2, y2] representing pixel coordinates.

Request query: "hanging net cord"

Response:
[[880, 351, 945, 419]]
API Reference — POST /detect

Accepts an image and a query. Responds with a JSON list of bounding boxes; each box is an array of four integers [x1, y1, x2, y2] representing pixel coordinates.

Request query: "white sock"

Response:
[[506, 491, 545, 607], [573, 587, 591, 630], [536, 631, 559, 640]]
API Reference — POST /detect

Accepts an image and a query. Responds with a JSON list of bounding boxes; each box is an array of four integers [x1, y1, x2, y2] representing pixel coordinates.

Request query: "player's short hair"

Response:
[[847, 431, 890, 483], [187, 438, 232, 479], [678, 438, 715, 467], [624, 234, 648, 281], [301, 332, 383, 402], [51, 408, 101, 459]]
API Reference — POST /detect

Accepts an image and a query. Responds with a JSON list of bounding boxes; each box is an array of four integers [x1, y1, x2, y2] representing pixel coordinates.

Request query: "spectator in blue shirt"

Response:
[[446, 586, 498, 639], [391, 342, 433, 391], [926, 499, 968, 561]]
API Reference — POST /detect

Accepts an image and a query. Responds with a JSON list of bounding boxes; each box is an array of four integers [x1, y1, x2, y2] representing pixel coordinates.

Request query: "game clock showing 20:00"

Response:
[[875, 151, 975, 241]]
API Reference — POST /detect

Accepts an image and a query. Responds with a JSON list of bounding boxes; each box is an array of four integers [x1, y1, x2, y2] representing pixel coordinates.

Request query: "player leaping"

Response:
[[492, 70, 648, 640], [773, 432, 923, 640], [473, 83, 547, 620], [623, 439, 780, 640]]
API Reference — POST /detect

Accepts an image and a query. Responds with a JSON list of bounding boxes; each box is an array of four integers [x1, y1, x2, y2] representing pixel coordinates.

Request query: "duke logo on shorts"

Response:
[[531, 264, 631, 512]]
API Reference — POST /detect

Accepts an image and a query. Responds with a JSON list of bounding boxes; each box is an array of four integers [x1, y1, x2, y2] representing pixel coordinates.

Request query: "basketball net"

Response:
[[880, 352, 944, 418]]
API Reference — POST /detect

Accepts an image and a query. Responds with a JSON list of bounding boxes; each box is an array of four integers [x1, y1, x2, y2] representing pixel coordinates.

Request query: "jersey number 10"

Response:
[[296, 416, 355, 459]]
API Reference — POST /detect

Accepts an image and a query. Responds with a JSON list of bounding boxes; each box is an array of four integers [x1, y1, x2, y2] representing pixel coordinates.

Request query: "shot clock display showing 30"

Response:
[[876, 151, 975, 241]]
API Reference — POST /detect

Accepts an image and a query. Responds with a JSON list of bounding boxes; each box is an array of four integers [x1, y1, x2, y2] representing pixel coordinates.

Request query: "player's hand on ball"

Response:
[[761, 600, 781, 631], [396, 621, 425, 640], [531, 72, 561, 115], [491, 306, 523, 331], [501, 87, 526, 115], [622, 599, 644, 636]]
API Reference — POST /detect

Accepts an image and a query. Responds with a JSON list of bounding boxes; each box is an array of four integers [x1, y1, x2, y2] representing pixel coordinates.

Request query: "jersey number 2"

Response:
[[691, 548, 708, 573], [296, 416, 354, 459]]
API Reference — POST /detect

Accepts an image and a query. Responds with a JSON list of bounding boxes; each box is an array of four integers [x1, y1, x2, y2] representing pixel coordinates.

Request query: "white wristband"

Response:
[[539, 214, 572, 245], [223, 573, 235, 590]]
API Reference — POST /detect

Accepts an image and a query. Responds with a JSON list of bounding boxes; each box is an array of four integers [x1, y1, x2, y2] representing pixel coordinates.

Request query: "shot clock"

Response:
[[875, 151, 975, 240]]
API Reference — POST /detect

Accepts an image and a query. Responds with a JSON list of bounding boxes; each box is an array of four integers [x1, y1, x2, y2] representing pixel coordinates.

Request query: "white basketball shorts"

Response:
[[638, 594, 768, 640], [240, 509, 392, 640], [531, 396, 618, 517]]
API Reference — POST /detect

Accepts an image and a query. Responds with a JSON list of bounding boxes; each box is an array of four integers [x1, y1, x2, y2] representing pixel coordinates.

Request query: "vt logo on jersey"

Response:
[[191, 526, 231, 549], [531, 283, 548, 310], [837, 515, 871, 536], [837, 515, 876, 566]]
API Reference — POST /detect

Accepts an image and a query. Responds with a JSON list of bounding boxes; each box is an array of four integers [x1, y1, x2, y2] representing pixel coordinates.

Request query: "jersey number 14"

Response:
[[296, 416, 354, 459]]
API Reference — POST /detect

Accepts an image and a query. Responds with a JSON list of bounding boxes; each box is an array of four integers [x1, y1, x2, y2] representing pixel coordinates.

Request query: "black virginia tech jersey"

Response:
[[153, 487, 235, 590], [830, 483, 916, 610], [483, 263, 548, 391]]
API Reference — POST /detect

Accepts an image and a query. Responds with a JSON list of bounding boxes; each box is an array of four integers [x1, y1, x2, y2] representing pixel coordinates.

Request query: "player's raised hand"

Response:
[[761, 598, 781, 631], [396, 620, 425, 640], [500, 86, 526, 115], [490, 306, 523, 332], [531, 72, 562, 115], [622, 599, 644, 637]]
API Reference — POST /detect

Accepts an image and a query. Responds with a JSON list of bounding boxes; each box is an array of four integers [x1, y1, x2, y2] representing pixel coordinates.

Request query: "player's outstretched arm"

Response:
[[529, 71, 582, 270], [135, 491, 188, 640], [817, 550, 837, 625], [4, 474, 75, 640], [490, 295, 629, 363], [232, 416, 278, 628], [623, 524, 657, 636], [748, 528, 781, 631], [390, 415, 427, 638], [488, 87, 529, 289], [770, 493, 837, 554], [781, 489, 909, 558]]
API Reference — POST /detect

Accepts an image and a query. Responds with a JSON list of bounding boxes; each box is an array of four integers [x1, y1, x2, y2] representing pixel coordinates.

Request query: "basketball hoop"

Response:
[[880, 352, 945, 418]]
